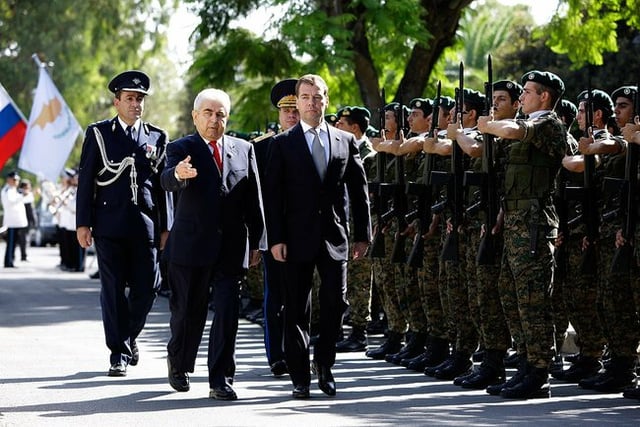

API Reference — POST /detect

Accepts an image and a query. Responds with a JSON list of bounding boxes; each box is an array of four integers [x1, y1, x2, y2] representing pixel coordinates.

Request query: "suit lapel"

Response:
[[221, 135, 236, 190]]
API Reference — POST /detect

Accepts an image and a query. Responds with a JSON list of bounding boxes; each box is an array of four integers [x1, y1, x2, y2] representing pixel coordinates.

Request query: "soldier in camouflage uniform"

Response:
[[421, 89, 486, 381], [565, 88, 639, 394], [405, 96, 457, 372], [552, 93, 612, 384], [366, 103, 410, 359], [335, 106, 377, 352], [456, 80, 522, 389], [478, 70, 567, 399], [382, 98, 438, 365], [619, 109, 640, 400]]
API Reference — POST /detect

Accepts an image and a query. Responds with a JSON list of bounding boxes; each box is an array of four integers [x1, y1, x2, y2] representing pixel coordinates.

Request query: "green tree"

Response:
[[186, 0, 474, 130], [546, 0, 640, 68], [0, 0, 179, 173]]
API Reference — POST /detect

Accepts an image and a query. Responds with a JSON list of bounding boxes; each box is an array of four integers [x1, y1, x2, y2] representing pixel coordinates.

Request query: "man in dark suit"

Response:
[[76, 70, 170, 377], [265, 74, 371, 398], [161, 88, 265, 401]]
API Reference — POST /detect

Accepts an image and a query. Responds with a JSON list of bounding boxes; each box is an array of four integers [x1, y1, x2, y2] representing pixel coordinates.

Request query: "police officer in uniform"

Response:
[[77, 70, 170, 377]]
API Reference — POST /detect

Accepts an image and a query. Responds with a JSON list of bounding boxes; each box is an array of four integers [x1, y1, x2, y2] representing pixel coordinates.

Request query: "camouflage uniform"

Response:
[[555, 133, 605, 362], [596, 145, 639, 360], [500, 111, 566, 372]]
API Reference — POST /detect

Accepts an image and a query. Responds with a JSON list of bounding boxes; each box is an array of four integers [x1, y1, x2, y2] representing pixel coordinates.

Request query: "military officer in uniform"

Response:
[[77, 70, 170, 377], [256, 78, 300, 376]]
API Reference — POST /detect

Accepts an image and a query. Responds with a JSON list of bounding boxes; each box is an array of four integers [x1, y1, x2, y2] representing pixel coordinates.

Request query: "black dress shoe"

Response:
[[167, 358, 190, 392], [108, 362, 127, 377], [210, 384, 237, 400], [292, 385, 310, 399], [313, 361, 336, 396], [89, 271, 100, 279], [130, 340, 139, 366], [270, 360, 288, 377]]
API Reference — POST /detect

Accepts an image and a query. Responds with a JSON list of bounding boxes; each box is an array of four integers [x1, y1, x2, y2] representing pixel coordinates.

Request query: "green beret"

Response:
[[462, 88, 486, 113], [325, 113, 339, 125], [577, 89, 614, 116], [493, 80, 523, 102], [338, 106, 371, 130], [409, 97, 433, 117], [436, 96, 456, 111], [521, 70, 565, 94], [557, 99, 578, 122], [611, 85, 638, 103]]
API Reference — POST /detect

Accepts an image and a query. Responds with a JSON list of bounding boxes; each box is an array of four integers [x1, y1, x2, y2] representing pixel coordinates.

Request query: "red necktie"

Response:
[[209, 140, 222, 171]]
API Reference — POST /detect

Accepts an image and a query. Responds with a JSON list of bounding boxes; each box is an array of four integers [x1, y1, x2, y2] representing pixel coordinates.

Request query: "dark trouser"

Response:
[[283, 248, 348, 387], [16, 227, 28, 260], [167, 262, 242, 388], [263, 252, 285, 365], [4, 228, 18, 267], [61, 228, 85, 270], [95, 236, 158, 365]]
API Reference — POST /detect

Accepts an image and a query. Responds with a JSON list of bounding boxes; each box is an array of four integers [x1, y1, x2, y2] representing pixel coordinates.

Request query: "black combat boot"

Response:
[[434, 351, 473, 380], [554, 354, 601, 383], [591, 357, 636, 393], [461, 349, 507, 389], [487, 354, 527, 396], [386, 332, 427, 365], [415, 337, 450, 372], [500, 365, 550, 399], [336, 326, 367, 352], [622, 385, 640, 400], [365, 331, 403, 360]]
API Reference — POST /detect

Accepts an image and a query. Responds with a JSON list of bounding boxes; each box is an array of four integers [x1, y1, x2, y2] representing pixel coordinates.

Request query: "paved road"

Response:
[[0, 245, 639, 426]]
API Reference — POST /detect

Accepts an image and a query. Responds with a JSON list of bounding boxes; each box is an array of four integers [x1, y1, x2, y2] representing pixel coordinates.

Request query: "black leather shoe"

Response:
[[167, 358, 190, 392], [108, 362, 127, 377], [425, 357, 452, 377], [555, 356, 601, 383], [313, 361, 336, 396], [462, 365, 506, 389], [130, 340, 139, 366], [210, 384, 237, 400], [292, 385, 310, 399], [270, 360, 288, 377], [365, 332, 402, 359]]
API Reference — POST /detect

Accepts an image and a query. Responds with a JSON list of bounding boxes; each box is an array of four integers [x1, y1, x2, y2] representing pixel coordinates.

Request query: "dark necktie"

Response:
[[209, 140, 222, 171], [126, 125, 134, 142], [310, 128, 326, 179]]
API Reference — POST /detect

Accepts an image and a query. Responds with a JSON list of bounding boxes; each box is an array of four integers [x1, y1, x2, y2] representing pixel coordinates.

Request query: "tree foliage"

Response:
[[0, 0, 178, 173], [546, 0, 640, 68], [187, 0, 473, 130]]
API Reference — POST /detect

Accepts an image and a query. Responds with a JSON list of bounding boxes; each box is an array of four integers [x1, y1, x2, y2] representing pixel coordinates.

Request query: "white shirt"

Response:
[[1, 184, 28, 228]]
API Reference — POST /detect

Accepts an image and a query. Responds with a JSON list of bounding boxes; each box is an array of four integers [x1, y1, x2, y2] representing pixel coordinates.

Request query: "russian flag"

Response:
[[0, 83, 27, 171]]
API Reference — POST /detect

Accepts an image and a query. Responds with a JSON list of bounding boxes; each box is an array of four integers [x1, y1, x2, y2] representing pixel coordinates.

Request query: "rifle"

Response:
[[406, 81, 441, 268], [435, 62, 465, 262], [369, 88, 388, 259], [464, 55, 498, 265], [380, 97, 409, 264], [608, 83, 639, 272], [581, 78, 600, 275]]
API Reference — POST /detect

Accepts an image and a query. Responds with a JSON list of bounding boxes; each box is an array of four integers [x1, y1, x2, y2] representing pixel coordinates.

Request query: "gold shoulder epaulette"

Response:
[[250, 130, 276, 143]]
